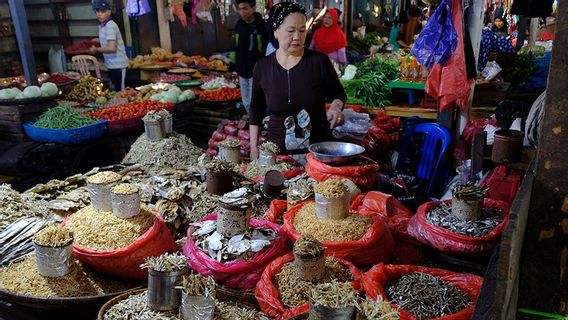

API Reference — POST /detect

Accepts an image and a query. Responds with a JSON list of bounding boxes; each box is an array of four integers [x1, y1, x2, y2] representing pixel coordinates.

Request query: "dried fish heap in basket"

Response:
[[286, 174, 317, 210], [32, 224, 75, 277], [293, 235, 325, 282], [217, 138, 241, 164], [214, 301, 269, 320], [86, 171, 122, 212], [179, 273, 216, 320], [386, 272, 472, 320], [141, 253, 188, 311], [451, 183, 487, 221], [103, 291, 178, 320], [205, 159, 235, 196], [358, 296, 400, 320], [314, 179, 349, 220], [309, 280, 359, 319], [111, 183, 141, 218], [122, 132, 204, 175], [258, 142, 280, 167]]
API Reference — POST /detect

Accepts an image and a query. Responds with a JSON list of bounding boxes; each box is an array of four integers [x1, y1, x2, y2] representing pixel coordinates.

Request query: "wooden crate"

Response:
[[0, 101, 56, 141]]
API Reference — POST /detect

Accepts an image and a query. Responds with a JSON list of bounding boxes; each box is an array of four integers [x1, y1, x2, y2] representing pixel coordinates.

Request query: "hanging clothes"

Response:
[[172, 1, 188, 28], [511, 0, 554, 18], [425, 0, 473, 111], [126, 0, 151, 19]]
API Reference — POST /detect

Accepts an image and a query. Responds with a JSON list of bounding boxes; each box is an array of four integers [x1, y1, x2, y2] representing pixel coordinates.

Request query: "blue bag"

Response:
[[412, 0, 458, 68]]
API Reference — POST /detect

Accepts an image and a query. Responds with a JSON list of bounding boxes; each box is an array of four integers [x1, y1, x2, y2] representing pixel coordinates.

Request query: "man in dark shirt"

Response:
[[235, 0, 268, 113]]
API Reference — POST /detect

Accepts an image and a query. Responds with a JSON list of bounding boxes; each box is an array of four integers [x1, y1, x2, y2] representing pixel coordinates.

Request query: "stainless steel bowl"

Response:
[[308, 142, 365, 165]]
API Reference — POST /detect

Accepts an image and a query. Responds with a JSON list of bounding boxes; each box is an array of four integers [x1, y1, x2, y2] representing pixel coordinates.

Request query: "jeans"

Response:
[[239, 76, 253, 113]]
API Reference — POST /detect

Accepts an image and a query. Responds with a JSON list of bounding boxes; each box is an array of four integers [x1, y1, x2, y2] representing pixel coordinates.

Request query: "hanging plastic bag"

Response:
[[361, 263, 483, 320], [183, 213, 289, 289], [305, 153, 379, 191], [48, 45, 66, 74], [282, 201, 395, 267], [411, 0, 458, 69], [62, 216, 177, 280], [255, 252, 363, 320], [407, 198, 510, 256], [480, 165, 523, 207]]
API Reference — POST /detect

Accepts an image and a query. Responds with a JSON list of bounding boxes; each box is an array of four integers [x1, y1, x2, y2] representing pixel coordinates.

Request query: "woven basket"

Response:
[[97, 288, 147, 320]]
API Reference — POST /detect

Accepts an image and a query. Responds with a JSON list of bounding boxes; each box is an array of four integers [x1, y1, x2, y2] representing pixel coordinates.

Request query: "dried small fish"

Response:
[[104, 291, 177, 320], [179, 273, 215, 297], [205, 158, 234, 173], [427, 203, 503, 237], [218, 138, 241, 148], [241, 160, 297, 180], [314, 179, 347, 199], [111, 183, 138, 195], [86, 171, 122, 184], [358, 296, 400, 320], [452, 183, 487, 200], [386, 272, 471, 320], [32, 224, 73, 247], [0, 184, 50, 229], [140, 252, 187, 272], [214, 301, 269, 320], [142, 110, 162, 122], [259, 142, 279, 154], [311, 280, 358, 309], [294, 235, 324, 257]]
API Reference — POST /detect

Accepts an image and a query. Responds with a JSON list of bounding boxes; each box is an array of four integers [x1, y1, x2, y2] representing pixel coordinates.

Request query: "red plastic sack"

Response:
[[239, 156, 304, 182], [265, 199, 288, 223], [480, 165, 522, 207], [224, 124, 238, 136], [407, 199, 510, 256], [238, 129, 250, 140], [305, 153, 379, 191], [207, 148, 218, 157], [61, 216, 177, 280], [212, 131, 227, 142], [183, 213, 289, 289], [283, 201, 395, 267], [207, 138, 219, 149], [362, 263, 483, 320], [454, 118, 498, 160], [255, 252, 363, 320]]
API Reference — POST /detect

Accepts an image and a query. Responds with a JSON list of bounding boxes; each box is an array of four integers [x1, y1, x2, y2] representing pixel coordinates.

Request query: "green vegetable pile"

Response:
[[341, 56, 400, 108], [496, 53, 536, 86], [34, 104, 98, 129]]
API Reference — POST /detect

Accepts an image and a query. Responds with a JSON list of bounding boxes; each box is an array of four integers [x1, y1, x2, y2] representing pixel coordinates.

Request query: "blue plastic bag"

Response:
[[412, 0, 458, 69]]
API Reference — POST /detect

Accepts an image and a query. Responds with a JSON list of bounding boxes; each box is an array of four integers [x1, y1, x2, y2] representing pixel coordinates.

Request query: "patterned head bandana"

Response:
[[269, 1, 307, 30]]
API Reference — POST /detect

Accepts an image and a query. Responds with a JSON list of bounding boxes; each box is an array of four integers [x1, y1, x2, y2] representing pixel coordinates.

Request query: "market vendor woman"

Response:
[[248, 1, 346, 159], [90, 0, 129, 91]]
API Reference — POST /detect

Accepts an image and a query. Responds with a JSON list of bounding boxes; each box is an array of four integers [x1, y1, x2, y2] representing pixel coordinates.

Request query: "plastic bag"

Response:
[[223, 124, 238, 136], [211, 131, 227, 142], [255, 252, 363, 320], [481, 61, 502, 81], [283, 201, 395, 267], [407, 198, 510, 256], [332, 109, 371, 141], [239, 155, 304, 182], [480, 165, 522, 207], [62, 216, 177, 280], [411, 0, 458, 69], [361, 263, 483, 320], [305, 153, 379, 191], [183, 213, 289, 289], [340, 64, 358, 80], [265, 199, 288, 223], [207, 138, 219, 149]]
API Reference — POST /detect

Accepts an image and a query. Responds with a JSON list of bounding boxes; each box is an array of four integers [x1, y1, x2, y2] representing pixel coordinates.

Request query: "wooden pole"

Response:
[[8, 0, 37, 86], [155, 0, 172, 51]]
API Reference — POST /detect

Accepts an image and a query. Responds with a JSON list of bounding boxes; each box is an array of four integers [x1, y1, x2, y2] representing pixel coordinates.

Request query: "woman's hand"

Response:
[[89, 46, 97, 54], [327, 100, 345, 129], [250, 144, 259, 160]]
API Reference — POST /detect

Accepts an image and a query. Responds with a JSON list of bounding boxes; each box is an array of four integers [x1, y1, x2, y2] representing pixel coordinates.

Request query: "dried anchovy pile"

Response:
[[274, 257, 352, 309], [0, 184, 49, 229], [205, 158, 234, 173], [294, 235, 324, 257], [111, 183, 138, 195], [122, 132, 204, 174], [214, 301, 269, 320], [241, 160, 297, 180], [104, 291, 177, 320], [452, 183, 487, 200], [86, 171, 122, 184], [386, 272, 471, 320], [180, 273, 215, 296], [33, 224, 73, 247], [427, 203, 503, 237], [358, 296, 400, 320], [190, 192, 220, 220], [218, 138, 241, 148], [293, 203, 372, 242], [259, 142, 279, 154], [315, 179, 347, 199], [0, 255, 139, 297], [140, 253, 187, 272], [142, 110, 162, 122], [311, 280, 359, 309], [64, 205, 155, 251]]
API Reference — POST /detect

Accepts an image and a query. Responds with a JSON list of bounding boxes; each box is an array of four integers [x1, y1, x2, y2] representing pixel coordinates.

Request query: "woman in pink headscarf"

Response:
[[309, 9, 347, 67]]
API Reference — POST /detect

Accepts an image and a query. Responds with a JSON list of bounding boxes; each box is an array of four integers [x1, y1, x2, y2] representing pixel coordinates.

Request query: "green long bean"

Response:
[[34, 104, 98, 129]]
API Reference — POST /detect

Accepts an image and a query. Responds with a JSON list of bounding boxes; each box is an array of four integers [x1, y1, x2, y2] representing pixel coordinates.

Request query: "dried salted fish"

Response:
[[452, 182, 487, 200], [214, 301, 269, 320], [191, 221, 216, 236], [142, 110, 162, 122], [358, 296, 400, 320], [287, 175, 317, 206], [311, 280, 359, 309], [219, 187, 251, 207], [386, 272, 471, 320], [427, 203, 503, 237], [140, 252, 187, 272], [179, 273, 216, 297], [0, 217, 48, 266], [0, 184, 50, 230], [294, 235, 324, 257]]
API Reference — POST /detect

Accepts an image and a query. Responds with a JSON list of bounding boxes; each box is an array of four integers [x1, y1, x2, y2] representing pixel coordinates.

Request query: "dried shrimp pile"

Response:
[[111, 183, 138, 195], [386, 272, 471, 320], [314, 179, 347, 198], [293, 203, 371, 242], [0, 255, 138, 297], [0, 184, 49, 229], [86, 171, 122, 184], [122, 133, 204, 174], [274, 257, 352, 308], [33, 224, 73, 247], [64, 205, 155, 251]]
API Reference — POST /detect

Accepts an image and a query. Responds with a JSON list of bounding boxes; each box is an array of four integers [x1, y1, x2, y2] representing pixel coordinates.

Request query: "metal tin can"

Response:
[[144, 120, 165, 142], [147, 269, 181, 311], [294, 250, 325, 282], [217, 146, 240, 164], [180, 293, 215, 320], [452, 196, 484, 221], [33, 241, 73, 277], [110, 191, 141, 218], [87, 179, 120, 212], [217, 201, 251, 237], [161, 114, 173, 135], [308, 302, 356, 320], [258, 150, 277, 167], [315, 193, 349, 220]]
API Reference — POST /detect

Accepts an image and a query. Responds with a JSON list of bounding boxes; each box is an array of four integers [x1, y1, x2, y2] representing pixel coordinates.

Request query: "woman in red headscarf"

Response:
[[309, 9, 347, 67]]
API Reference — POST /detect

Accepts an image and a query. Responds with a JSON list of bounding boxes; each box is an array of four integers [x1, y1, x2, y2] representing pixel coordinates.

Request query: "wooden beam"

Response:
[[155, 0, 172, 52], [8, 0, 37, 86]]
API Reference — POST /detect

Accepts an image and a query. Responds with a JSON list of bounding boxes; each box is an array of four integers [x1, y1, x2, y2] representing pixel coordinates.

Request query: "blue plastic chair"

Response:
[[396, 122, 451, 196]]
